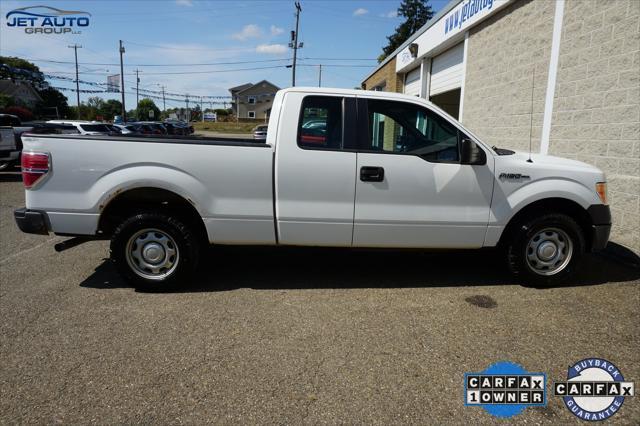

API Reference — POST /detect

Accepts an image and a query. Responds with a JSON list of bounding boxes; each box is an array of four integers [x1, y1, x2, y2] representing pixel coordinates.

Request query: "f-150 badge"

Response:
[[499, 173, 530, 180]]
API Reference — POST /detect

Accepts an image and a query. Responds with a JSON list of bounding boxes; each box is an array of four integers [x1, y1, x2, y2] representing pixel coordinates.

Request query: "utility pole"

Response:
[[289, 1, 302, 87], [119, 40, 126, 122], [135, 69, 140, 120], [201, 96, 204, 122], [318, 64, 322, 87], [159, 85, 166, 112], [68, 44, 82, 119], [185, 94, 190, 122]]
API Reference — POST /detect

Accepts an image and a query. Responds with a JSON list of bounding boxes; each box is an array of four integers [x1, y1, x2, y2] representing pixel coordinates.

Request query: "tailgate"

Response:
[[0, 127, 17, 151]]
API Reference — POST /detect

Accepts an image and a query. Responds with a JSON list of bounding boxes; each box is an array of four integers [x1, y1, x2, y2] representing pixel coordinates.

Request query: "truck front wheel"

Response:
[[110, 212, 200, 290], [506, 213, 585, 286]]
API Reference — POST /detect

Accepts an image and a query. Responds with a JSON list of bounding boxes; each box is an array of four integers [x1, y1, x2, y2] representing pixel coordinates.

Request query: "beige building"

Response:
[[229, 80, 280, 120], [362, 0, 639, 253]]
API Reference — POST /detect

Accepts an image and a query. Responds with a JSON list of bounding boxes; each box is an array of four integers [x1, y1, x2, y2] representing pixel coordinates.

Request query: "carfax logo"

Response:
[[464, 361, 546, 418], [554, 358, 635, 421], [5, 6, 90, 35]]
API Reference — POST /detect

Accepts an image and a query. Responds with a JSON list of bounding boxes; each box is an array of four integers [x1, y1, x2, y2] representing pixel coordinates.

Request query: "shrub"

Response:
[[1, 106, 33, 121]]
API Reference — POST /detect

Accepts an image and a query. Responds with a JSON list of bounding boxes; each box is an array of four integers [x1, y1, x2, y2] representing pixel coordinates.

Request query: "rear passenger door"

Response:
[[275, 93, 358, 246]]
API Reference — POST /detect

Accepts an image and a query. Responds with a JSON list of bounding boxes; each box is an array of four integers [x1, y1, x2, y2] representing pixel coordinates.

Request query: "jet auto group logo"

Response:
[[5, 5, 91, 35]]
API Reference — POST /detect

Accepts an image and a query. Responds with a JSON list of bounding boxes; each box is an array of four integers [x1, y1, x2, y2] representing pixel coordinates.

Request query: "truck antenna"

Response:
[[527, 68, 535, 163]]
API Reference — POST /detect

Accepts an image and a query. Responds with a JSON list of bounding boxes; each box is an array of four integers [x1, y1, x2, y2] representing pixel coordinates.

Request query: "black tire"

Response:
[[506, 213, 585, 286], [110, 212, 200, 291]]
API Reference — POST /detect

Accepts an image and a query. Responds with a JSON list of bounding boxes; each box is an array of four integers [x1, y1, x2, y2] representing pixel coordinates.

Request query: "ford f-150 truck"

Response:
[[14, 88, 611, 289]]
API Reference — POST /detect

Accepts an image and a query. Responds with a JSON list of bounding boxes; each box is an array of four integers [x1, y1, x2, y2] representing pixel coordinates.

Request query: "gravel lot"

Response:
[[1, 167, 639, 424]]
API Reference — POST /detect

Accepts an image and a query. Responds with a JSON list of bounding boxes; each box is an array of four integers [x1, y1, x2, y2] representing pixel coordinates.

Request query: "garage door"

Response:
[[430, 42, 464, 96], [403, 66, 421, 97]]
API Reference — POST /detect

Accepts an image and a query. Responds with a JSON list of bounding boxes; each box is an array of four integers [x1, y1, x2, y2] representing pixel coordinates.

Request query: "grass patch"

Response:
[[192, 122, 258, 134]]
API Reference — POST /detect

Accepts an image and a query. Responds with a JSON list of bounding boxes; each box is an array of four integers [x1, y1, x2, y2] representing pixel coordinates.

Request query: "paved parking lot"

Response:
[[1, 167, 639, 424]]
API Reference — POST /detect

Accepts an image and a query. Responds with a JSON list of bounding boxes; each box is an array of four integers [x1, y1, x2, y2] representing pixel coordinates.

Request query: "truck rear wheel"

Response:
[[110, 212, 200, 291], [506, 213, 585, 286]]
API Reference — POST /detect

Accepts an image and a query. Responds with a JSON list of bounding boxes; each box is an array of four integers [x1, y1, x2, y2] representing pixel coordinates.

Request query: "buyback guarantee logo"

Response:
[[465, 361, 546, 418], [554, 358, 635, 421], [6, 5, 90, 35]]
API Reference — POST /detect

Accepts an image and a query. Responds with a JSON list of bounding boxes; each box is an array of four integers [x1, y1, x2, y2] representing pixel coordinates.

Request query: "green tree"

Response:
[[378, 0, 434, 62], [98, 99, 122, 121], [84, 96, 105, 120], [135, 98, 160, 121], [37, 88, 70, 118], [1, 56, 70, 118], [0, 94, 15, 109]]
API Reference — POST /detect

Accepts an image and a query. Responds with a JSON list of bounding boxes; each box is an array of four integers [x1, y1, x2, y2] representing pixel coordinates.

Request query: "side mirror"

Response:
[[460, 138, 486, 165]]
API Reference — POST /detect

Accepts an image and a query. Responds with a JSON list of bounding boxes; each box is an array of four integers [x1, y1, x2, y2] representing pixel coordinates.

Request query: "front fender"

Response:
[[490, 177, 600, 226]]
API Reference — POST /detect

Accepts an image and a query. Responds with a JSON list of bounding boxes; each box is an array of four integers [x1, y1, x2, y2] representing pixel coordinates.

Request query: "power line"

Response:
[[12, 57, 292, 67]]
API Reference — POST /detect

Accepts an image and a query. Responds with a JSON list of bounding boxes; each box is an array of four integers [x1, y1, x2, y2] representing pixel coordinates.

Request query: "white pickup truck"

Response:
[[14, 88, 611, 289]]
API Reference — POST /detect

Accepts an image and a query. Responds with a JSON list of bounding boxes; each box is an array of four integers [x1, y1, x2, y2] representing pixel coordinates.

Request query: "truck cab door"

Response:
[[352, 97, 494, 248], [275, 93, 358, 246]]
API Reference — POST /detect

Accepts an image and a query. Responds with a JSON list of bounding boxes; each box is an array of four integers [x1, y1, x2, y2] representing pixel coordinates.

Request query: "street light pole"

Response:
[[119, 40, 126, 122], [68, 44, 82, 118], [318, 64, 322, 87]]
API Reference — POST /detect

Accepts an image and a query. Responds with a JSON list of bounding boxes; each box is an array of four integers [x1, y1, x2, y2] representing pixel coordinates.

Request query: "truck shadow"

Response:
[[80, 243, 640, 292]]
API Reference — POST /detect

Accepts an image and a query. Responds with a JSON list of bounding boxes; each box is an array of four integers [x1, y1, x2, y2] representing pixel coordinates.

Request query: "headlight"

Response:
[[595, 182, 608, 205]]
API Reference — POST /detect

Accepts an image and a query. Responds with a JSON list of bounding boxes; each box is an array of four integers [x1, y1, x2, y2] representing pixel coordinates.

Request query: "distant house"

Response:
[[229, 80, 280, 120], [168, 108, 190, 122], [0, 80, 43, 108]]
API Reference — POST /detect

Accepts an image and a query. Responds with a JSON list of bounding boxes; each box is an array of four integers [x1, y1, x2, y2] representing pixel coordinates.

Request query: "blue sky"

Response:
[[1, 0, 449, 109]]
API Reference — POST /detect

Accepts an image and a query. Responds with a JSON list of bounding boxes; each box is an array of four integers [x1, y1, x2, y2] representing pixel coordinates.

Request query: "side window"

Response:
[[248, 96, 256, 104], [366, 99, 459, 162], [298, 96, 343, 150]]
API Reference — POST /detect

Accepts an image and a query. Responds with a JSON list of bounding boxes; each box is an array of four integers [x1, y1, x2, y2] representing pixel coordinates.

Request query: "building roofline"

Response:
[[361, 0, 462, 84], [228, 83, 252, 93], [236, 79, 280, 95]]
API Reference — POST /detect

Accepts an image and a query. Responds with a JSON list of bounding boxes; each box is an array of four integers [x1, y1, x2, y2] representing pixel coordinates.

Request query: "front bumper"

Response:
[[14, 208, 49, 235], [587, 205, 611, 251]]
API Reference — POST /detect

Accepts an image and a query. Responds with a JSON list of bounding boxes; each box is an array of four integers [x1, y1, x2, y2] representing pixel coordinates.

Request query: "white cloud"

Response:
[[256, 44, 288, 55], [232, 24, 263, 41], [270, 25, 284, 36], [353, 8, 368, 16], [380, 11, 397, 18], [175, 0, 193, 6]]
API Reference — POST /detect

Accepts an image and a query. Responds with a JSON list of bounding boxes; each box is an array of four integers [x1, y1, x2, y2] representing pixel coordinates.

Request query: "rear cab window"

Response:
[[297, 96, 343, 150]]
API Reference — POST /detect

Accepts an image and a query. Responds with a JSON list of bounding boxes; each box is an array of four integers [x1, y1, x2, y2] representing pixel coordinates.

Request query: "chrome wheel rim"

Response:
[[525, 227, 573, 276], [125, 228, 179, 280]]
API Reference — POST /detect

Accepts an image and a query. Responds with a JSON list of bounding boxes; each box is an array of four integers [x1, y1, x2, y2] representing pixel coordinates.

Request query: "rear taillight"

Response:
[[21, 151, 50, 189]]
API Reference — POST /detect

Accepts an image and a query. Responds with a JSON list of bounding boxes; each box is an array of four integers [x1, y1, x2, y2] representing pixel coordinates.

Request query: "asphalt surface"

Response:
[[1, 166, 639, 424]]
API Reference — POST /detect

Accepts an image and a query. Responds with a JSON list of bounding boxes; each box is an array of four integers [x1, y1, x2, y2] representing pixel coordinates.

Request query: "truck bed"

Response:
[[24, 133, 264, 146]]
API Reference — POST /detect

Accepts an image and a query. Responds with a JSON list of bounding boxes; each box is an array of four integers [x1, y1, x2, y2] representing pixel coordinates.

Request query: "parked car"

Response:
[[134, 122, 168, 135], [162, 122, 187, 136], [15, 88, 611, 290], [46, 120, 111, 135], [0, 114, 34, 170], [253, 124, 268, 141], [112, 124, 140, 135], [27, 123, 80, 135]]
